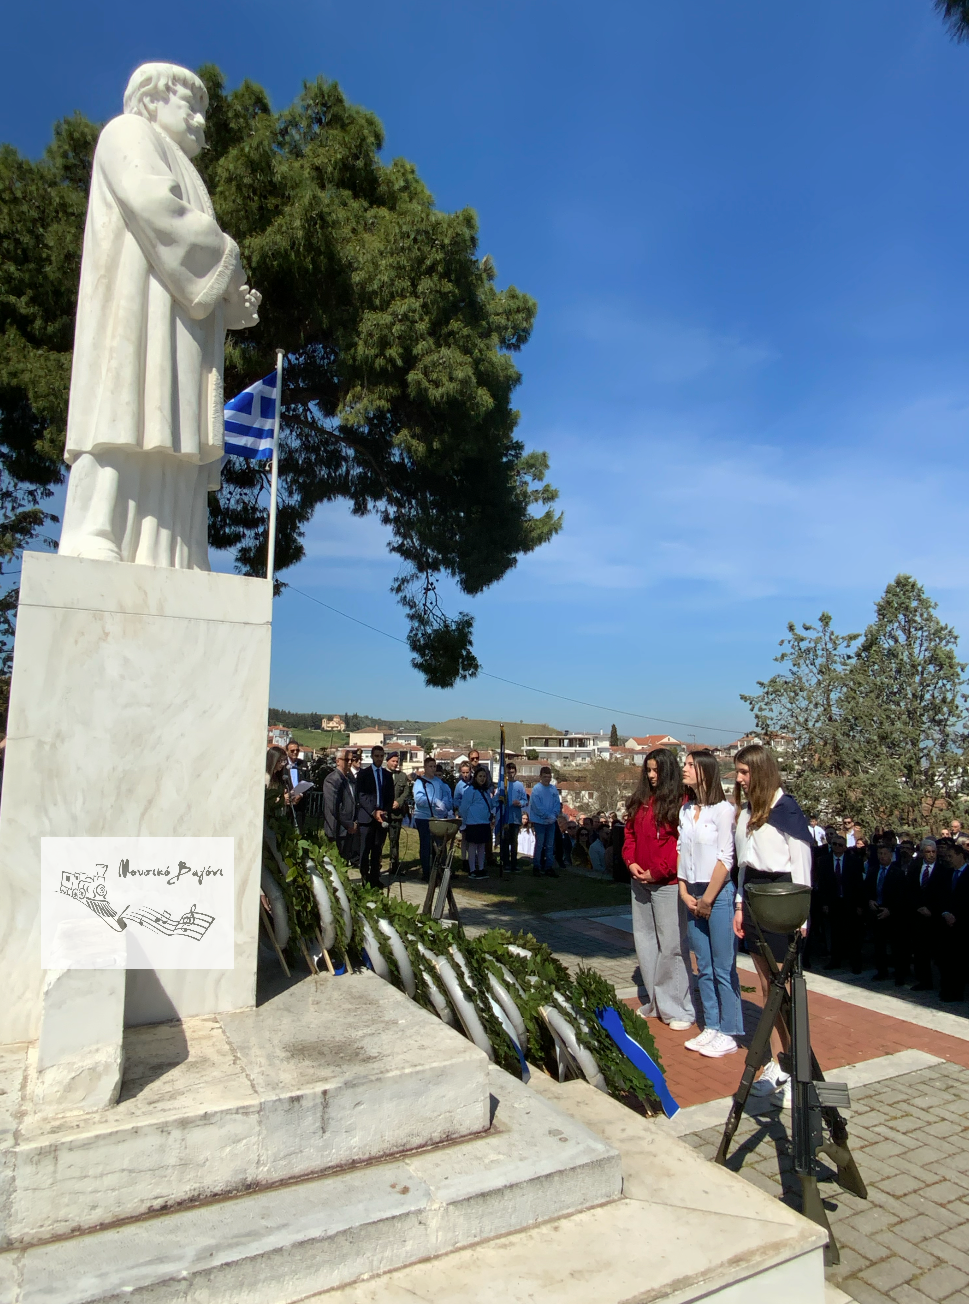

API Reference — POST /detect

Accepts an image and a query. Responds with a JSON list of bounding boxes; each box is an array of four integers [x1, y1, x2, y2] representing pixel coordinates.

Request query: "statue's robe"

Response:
[[59, 113, 241, 569]]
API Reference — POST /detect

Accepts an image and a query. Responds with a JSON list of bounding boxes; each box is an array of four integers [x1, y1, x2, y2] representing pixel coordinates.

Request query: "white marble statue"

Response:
[[58, 63, 261, 570]]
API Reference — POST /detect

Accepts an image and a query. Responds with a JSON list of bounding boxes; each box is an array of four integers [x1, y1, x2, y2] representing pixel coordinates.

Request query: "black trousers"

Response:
[[939, 923, 966, 1001], [912, 912, 935, 987], [500, 822, 520, 870], [829, 900, 863, 970], [870, 909, 892, 976], [359, 821, 387, 887]]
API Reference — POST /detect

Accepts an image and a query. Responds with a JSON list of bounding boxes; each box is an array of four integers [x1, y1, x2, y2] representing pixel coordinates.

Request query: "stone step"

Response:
[[309, 1076, 828, 1304], [4, 1066, 621, 1304], [1, 973, 490, 1247]]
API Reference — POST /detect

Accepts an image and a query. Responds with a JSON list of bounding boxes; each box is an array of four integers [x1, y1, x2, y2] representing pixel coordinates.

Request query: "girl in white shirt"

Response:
[[678, 751, 743, 1058], [732, 744, 813, 1099]]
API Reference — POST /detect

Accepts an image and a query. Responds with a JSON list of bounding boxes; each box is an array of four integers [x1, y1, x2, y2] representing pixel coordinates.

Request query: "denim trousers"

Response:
[[415, 818, 433, 878], [686, 881, 744, 1037], [532, 821, 556, 872]]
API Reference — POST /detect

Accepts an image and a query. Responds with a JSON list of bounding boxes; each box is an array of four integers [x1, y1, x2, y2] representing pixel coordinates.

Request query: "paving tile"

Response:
[[937, 1222, 969, 1253], [910, 1264, 969, 1300], [889, 1283, 945, 1304], [921, 1237, 969, 1276], [893, 1215, 957, 1246], [859, 1258, 918, 1292], [849, 1281, 903, 1304], [899, 1196, 964, 1230], [877, 1173, 926, 1198], [837, 1223, 896, 1263], [918, 1181, 968, 1207], [870, 1234, 940, 1272], [848, 1207, 904, 1237]]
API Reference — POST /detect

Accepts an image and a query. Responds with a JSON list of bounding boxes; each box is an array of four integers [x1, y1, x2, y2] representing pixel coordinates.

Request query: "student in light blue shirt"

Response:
[[528, 767, 562, 877], [453, 761, 473, 872], [458, 767, 496, 879], [412, 758, 454, 882], [497, 761, 528, 873]]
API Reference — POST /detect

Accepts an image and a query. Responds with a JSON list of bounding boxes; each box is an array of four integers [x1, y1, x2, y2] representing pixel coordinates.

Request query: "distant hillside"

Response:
[[425, 719, 562, 752]]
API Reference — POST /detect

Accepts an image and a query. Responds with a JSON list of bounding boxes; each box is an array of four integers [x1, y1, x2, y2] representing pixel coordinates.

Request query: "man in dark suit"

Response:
[[911, 838, 947, 990], [863, 838, 906, 981], [322, 751, 356, 861], [817, 833, 865, 973], [355, 745, 395, 888], [284, 740, 310, 829], [938, 841, 968, 1003]]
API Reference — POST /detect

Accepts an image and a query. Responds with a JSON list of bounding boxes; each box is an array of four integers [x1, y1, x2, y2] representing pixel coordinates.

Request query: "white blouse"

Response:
[[677, 800, 736, 884], [734, 788, 813, 905]]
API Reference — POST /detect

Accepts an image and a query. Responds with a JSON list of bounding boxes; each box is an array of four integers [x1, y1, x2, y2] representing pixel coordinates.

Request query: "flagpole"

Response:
[[266, 348, 284, 581]]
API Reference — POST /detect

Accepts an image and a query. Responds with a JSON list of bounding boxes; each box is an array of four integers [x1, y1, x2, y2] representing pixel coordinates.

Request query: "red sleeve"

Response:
[[623, 812, 637, 867]]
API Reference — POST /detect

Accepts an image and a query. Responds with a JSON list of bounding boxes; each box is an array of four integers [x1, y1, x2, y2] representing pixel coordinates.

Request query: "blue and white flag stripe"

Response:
[[224, 370, 277, 459]]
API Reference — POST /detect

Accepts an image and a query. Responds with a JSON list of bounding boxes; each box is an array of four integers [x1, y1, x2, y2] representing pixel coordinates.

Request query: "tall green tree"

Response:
[[741, 612, 860, 818], [844, 575, 966, 829], [742, 576, 967, 831], [935, 0, 969, 41], [609, 722, 619, 746], [0, 70, 560, 689]]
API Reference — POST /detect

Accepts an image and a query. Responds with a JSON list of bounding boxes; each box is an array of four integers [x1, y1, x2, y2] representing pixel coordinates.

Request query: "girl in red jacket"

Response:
[[623, 748, 696, 1030]]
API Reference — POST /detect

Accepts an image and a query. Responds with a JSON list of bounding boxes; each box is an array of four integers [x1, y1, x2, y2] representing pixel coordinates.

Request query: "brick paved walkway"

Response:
[[683, 1062, 969, 1304], [639, 985, 969, 1111]]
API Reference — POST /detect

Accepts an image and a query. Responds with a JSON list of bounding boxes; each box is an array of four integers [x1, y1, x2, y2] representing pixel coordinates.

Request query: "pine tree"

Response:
[[935, 1, 969, 42], [741, 577, 967, 830], [740, 612, 860, 818], [609, 723, 619, 746]]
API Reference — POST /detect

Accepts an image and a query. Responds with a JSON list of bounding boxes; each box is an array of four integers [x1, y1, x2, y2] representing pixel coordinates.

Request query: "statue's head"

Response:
[[123, 63, 208, 159]]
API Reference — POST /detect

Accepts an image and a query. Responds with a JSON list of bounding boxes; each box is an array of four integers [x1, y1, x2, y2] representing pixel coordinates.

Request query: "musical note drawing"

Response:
[[120, 903, 215, 941]]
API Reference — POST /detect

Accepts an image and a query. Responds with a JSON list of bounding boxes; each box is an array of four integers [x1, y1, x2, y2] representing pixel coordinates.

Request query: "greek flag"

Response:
[[224, 371, 277, 459]]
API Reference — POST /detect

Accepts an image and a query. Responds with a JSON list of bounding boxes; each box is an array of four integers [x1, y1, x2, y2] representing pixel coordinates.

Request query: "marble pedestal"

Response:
[[0, 552, 272, 1044], [0, 976, 622, 1304]]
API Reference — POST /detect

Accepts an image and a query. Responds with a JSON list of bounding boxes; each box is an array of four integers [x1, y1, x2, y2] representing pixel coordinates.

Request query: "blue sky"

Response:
[[6, 1, 969, 739]]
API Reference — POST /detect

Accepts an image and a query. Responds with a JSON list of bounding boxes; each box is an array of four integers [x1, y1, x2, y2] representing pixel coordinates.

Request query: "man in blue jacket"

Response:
[[497, 761, 528, 874], [529, 767, 562, 877]]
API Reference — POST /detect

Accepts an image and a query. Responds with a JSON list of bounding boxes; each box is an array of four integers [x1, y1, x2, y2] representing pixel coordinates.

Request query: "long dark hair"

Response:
[[626, 747, 682, 832], [266, 745, 287, 789], [687, 750, 726, 806]]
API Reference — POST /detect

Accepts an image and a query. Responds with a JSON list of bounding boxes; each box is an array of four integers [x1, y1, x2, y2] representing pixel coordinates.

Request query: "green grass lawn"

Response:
[[289, 728, 349, 749], [387, 825, 630, 914]]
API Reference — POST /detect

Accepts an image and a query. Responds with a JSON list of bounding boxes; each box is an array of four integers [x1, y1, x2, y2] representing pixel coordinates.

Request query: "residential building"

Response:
[[268, 726, 291, 748], [521, 732, 610, 765], [348, 729, 388, 749]]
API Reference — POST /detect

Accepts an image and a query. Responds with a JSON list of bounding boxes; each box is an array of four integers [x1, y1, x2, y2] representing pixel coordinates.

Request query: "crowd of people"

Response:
[[267, 736, 966, 1102], [803, 817, 968, 1004]]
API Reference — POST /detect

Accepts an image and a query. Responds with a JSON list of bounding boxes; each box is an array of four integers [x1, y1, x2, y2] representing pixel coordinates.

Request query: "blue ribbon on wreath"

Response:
[[596, 1006, 679, 1119]]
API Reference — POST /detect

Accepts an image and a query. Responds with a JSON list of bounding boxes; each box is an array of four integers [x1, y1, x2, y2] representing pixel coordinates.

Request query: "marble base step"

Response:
[[2, 1066, 621, 1304], [0, 974, 489, 1247], [312, 1076, 828, 1304]]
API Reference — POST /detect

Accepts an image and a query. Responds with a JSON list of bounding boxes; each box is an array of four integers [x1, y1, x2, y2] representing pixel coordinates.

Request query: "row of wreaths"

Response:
[[261, 816, 667, 1114]]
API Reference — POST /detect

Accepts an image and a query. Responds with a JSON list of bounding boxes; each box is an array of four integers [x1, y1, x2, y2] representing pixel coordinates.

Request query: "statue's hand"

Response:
[[225, 284, 261, 331]]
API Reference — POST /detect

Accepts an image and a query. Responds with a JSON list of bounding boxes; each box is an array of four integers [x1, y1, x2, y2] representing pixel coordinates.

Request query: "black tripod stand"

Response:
[[715, 901, 867, 1266]]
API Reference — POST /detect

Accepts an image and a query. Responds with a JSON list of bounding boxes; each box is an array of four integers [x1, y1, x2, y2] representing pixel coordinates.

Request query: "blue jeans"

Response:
[[686, 881, 744, 1037], [532, 822, 556, 872], [415, 818, 433, 879]]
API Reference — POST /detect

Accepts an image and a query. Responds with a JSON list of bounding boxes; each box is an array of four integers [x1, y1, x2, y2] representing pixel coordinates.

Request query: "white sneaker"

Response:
[[684, 1027, 718, 1052], [667, 1019, 694, 1032], [699, 1032, 739, 1058], [750, 1058, 790, 1094], [779, 1078, 793, 1109]]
